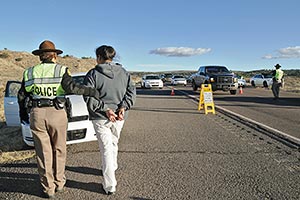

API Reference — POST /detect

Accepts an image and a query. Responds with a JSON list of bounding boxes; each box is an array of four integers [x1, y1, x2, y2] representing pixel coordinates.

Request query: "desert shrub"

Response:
[[81, 56, 92, 59], [63, 55, 70, 58], [0, 53, 9, 59]]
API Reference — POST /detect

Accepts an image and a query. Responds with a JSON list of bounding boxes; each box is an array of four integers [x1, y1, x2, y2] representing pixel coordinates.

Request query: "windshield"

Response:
[[173, 75, 184, 78], [145, 75, 160, 80], [206, 66, 230, 74], [164, 74, 173, 78]]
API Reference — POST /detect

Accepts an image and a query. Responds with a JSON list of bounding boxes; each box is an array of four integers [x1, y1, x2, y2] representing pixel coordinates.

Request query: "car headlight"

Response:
[[210, 77, 215, 82]]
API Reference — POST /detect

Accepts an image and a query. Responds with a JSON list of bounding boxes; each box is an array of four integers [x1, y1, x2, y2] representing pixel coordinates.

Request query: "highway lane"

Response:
[[1, 87, 299, 199], [174, 85, 300, 143]]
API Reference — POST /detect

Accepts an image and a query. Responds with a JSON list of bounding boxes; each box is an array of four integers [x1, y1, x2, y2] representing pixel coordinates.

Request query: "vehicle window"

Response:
[[174, 75, 184, 78], [200, 67, 205, 73], [145, 76, 160, 80], [206, 67, 229, 73], [72, 76, 85, 84], [7, 82, 21, 97], [254, 75, 260, 78]]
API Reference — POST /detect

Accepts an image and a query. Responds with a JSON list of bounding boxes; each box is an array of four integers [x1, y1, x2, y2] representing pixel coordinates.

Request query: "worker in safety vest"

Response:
[[17, 40, 99, 198], [271, 63, 284, 100]]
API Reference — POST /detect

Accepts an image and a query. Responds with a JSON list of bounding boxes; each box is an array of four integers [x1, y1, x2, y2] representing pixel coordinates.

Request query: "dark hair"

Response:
[[39, 52, 56, 62], [95, 45, 116, 61]]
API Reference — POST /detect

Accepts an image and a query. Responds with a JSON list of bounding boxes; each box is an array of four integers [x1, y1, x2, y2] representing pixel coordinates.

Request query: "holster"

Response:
[[24, 97, 32, 113], [54, 97, 66, 110]]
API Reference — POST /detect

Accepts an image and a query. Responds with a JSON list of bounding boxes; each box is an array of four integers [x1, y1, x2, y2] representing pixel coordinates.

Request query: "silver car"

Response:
[[171, 75, 187, 86], [250, 74, 273, 88]]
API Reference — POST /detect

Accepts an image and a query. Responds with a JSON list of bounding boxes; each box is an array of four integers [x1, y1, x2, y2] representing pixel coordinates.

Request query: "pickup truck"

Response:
[[191, 65, 238, 95]]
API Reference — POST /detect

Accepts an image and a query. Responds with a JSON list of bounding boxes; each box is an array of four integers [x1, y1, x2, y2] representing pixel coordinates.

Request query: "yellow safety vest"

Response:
[[274, 69, 284, 82], [24, 63, 66, 99]]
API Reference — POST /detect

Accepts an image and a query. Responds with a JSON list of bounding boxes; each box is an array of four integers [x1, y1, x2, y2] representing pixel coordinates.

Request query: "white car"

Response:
[[141, 74, 163, 89], [4, 73, 97, 147], [250, 74, 273, 88], [236, 75, 246, 88], [171, 75, 187, 86]]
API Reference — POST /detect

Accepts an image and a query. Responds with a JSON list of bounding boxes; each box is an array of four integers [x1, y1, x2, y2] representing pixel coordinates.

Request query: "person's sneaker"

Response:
[[106, 191, 115, 195], [102, 185, 115, 195]]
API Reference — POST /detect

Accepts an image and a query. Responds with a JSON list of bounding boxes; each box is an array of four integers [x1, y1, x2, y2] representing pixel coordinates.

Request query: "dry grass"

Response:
[[0, 151, 35, 163], [282, 76, 300, 93]]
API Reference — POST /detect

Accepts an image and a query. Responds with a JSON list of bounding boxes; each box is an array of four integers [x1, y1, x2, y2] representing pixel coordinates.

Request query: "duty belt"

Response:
[[32, 99, 54, 107]]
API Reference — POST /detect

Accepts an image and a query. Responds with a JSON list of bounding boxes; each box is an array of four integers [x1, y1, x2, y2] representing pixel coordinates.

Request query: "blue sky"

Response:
[[1, 0, 300, 72]]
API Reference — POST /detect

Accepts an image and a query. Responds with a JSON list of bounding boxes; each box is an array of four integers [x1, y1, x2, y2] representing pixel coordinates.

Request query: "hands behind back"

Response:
[[106, 107, 125, 122]]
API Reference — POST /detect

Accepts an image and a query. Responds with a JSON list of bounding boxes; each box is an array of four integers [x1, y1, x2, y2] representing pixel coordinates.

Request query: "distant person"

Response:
[[18, 40, 100, 198], [271, 64, 284, 100], [83, 45, 136, 195]]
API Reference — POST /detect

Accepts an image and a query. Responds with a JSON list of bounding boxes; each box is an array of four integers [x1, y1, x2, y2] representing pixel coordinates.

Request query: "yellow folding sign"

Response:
[[198, 84, 215, 114]]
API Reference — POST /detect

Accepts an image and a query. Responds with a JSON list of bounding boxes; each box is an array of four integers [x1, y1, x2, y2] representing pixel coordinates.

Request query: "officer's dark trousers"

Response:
[[30, 106, 67, 195], [271, 81, 281, 99]]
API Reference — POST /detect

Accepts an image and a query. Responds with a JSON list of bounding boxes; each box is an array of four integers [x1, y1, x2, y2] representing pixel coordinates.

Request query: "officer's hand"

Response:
[[89, 88, 100, 100], [94, 90, 100, 100]]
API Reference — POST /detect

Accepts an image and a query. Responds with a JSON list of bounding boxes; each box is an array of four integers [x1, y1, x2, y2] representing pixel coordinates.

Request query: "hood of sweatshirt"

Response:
[[95, 62, 122, 79]]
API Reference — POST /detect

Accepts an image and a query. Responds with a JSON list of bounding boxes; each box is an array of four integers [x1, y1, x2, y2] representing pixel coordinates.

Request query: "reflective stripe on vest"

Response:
[[24, 63, 66, 99]]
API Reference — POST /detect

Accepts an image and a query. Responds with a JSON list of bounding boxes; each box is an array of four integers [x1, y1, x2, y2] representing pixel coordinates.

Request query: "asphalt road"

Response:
[[0, 87, 299, 199], [177, 85, 300, 143]]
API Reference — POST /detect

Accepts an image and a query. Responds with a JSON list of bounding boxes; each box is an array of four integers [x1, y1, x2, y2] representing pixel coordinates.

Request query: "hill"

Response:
[[1, 49, 300, 121]]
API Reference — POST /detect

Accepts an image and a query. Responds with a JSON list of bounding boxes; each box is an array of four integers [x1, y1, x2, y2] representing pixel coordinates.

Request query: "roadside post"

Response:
[[198, 84, 215, 114]]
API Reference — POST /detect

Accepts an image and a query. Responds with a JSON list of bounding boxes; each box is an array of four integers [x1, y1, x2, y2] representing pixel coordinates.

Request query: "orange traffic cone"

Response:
[[239, 86, 243, 94], [171, 87, 175, 96]]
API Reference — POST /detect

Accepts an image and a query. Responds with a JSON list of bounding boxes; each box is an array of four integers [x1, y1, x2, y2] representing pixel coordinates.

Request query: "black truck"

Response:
[[191, 65, 238, 95]]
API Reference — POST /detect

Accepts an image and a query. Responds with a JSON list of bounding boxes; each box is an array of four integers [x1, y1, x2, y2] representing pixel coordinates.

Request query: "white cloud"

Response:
[[150, 47, 211, 57], [262, 46, 300, 59], [262, 54, 274, 59]]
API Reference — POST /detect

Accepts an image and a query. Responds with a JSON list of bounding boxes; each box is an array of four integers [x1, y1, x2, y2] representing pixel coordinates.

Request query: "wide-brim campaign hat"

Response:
[[274, 64, 281, 68], [32, 40, 63, 55]]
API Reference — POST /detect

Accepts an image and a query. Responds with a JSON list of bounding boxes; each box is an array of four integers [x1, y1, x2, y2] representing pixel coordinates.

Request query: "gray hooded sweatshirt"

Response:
[[83, 62, 136, 120]]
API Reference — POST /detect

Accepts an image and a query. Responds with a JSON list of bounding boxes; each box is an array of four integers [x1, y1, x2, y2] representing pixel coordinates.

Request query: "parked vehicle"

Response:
[[236, 75, 246, 88], [141, 74, 163, 89], [4, 73, 97, 146], [191, 65, 238, 94], [250, 73, 273, 88], [187, 73, 197, 83], [161, 73, 173, 82], [171, 75, 187, 86]]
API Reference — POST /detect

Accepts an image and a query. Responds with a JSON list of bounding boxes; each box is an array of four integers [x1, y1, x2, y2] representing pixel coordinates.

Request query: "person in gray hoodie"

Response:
[[83, 45, 136, 195]]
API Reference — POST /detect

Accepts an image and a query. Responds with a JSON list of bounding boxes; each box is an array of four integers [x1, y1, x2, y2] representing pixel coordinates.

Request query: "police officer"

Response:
[[271, 64, 284, 100], [18, 40, 99, 198]]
